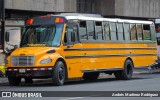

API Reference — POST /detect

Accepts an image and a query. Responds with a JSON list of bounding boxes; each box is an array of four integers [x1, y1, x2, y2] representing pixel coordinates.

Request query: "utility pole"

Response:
[[0, 0, 5, 51]]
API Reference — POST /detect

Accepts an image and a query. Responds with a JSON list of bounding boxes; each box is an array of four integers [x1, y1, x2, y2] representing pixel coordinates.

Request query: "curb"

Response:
[[0, 77, 8, 84]]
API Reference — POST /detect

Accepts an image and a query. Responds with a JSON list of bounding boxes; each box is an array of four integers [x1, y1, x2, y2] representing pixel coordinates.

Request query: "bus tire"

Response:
[[122, 60, 134, 80], [114, 60, 133, 80], [52, 61, 65, 86], [83, 72, 99, 80], [8, 77, 21, 86]]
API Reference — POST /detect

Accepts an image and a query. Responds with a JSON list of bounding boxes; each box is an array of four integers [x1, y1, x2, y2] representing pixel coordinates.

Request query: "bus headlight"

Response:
[[40, 58, 52, 64]]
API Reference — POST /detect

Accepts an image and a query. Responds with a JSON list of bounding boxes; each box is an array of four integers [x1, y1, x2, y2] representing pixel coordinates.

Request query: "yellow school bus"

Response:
[[5, 14, 157, 86]]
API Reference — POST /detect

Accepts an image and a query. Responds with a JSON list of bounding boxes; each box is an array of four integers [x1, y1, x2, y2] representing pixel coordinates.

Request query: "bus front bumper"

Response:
[[5, 67, 53, 78]]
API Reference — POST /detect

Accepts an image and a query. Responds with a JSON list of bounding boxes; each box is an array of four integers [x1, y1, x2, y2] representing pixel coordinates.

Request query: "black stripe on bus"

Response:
[[82, 68, 123, 73], [65, 54, 157, 59], [80, 40, 156, 44], [64, 47, 157, 51]]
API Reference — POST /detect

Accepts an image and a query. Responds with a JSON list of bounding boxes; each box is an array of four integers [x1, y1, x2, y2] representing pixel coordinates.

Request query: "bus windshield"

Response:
[[20, 24, 64, 47]]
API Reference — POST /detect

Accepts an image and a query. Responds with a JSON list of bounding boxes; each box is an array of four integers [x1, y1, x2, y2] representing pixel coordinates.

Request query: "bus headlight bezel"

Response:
[[40, 58, 52, 64]]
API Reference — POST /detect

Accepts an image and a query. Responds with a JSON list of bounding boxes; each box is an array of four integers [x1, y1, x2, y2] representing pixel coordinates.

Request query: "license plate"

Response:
[[19, 69, 26, 73]]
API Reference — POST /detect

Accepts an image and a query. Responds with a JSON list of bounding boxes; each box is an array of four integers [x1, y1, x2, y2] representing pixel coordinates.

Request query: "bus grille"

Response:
[[11, 56, 34, 66]]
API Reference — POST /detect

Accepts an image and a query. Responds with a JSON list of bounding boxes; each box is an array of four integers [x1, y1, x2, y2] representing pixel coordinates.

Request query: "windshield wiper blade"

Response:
[[21, 43, 52, 47], [20, 45, 29, 47]]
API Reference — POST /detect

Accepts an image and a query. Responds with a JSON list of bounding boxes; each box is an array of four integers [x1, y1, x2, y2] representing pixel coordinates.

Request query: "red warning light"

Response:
[[26, 19, 34, 25]]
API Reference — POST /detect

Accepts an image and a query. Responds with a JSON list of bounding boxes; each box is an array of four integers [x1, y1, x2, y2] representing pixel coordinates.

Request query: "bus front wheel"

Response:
[[8, 77, 21, 86], [52, 61, 66, 86], [114, 60, 133, 80]]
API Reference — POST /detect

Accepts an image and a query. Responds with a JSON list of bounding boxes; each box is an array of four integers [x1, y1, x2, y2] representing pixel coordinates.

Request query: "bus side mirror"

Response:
[[71, 32, 75, 43], [5, 32, 10, 42]]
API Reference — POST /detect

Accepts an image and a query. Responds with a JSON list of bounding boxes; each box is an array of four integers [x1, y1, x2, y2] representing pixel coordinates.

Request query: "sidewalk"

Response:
[[134, 68, 160, 74]]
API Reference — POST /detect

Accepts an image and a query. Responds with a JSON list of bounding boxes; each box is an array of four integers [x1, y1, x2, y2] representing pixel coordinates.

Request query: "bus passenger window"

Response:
[[79, 21, 87, 40], [87, 21, 95, 40], [143, 24, 151, 40], [130, 24, 137, 40], [124, 23, 130, 41], [150, 25, 156, 41], [155, 24, 160, 33], [110, 22, 117, 41], [103, 22, 110, 40], [117, 23, 124, 41], [137, 24, 143, 40], [95, 22, 103, 40]]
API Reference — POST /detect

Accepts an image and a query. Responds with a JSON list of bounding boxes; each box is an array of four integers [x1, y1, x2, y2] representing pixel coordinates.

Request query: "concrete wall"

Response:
[[5, 0, 76, 12], [77, 0, 160, 19], [64, 0, 77, 12], [115, 0, 160, 18], [77, 0, 115, 15], [99, 0, 115, 16]]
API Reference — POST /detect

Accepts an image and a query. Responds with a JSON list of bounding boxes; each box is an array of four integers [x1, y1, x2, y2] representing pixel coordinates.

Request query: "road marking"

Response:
[[60, 97, 84, 100], [60, 94, 103, 100]]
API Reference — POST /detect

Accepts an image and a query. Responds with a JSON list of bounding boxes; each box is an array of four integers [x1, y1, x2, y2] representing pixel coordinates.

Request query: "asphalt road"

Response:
[[0, 69, 160, 100]]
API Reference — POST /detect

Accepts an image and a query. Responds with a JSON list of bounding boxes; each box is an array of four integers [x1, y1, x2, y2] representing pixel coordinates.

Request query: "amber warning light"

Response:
[[26, 19, 34, 25], [55, 17, 64, 23]]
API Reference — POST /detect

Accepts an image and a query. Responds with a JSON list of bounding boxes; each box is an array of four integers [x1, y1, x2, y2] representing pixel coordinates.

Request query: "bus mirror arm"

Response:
[[5, 32, 10, 42], [67, 44, 74, 48]]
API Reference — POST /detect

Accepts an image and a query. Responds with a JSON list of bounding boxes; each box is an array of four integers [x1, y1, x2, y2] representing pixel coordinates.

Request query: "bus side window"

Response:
[[124, 23, 130, 41], [79, 21, 87, 40], [87, 21, 95, 40], [143, 24, 151, 40], [130, 24, 137, 40], [95, 21, 103, 40], [103, 22, 110, 40], [150, 25, 156, 41], [136, 24, 143, 40], [110, 22, 117, 41], [117, 23, 124, 41]]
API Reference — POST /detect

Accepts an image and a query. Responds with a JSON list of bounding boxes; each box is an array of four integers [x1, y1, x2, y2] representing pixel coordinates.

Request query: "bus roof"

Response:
[[27, 14, 154, 26], [53, 13, 154, 25], [64, 16, 153, 25]]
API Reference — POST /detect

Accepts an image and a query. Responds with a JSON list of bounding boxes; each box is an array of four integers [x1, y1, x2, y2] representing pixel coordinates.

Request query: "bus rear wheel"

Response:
[[52, 61, 66, 86], [8, 77, 21, 86], [83, 72, 99, 80], [114, 60, 133, 80]]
